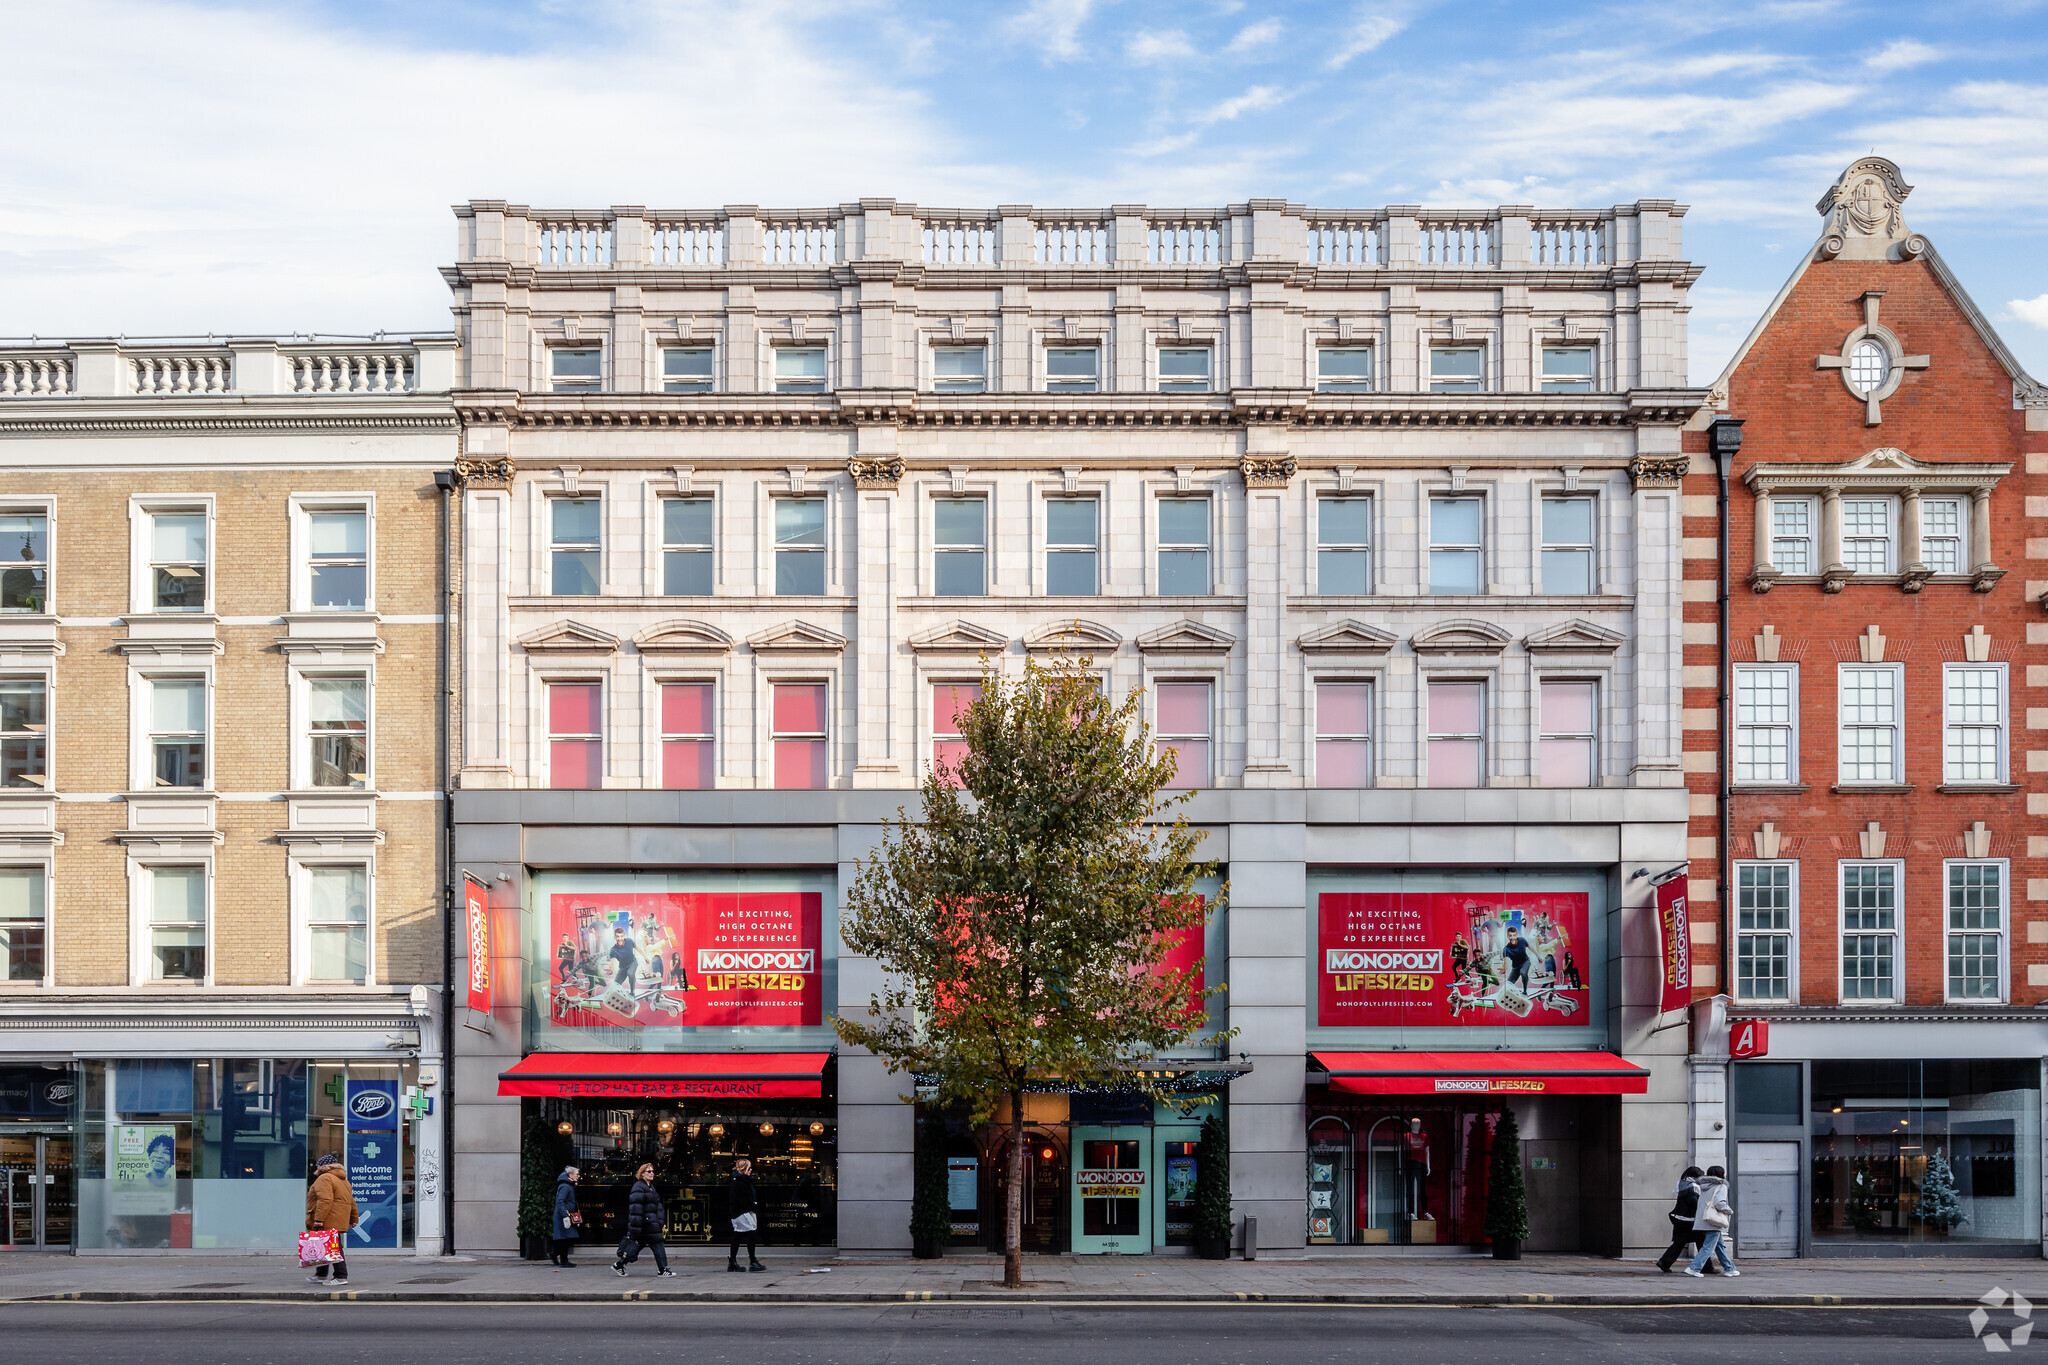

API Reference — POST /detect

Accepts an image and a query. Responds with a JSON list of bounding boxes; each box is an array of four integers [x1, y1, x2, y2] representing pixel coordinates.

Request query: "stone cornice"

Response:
[[0, 402, 458, 437]]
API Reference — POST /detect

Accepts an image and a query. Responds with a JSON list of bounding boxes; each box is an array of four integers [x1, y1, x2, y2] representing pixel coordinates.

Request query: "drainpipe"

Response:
[[1707, 419, 1745, 1014], [432, 465, 459, 1254]]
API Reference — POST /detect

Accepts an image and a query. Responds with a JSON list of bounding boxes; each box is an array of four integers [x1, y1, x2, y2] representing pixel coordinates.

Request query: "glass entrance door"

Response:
[[1072, 1130, 1151, 1254], [0, 1134, 68, 1249]]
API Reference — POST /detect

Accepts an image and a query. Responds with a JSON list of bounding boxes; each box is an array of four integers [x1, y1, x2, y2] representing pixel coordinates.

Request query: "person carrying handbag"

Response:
[[551, 1165, 582, 1268], [304, 1153, 358, 1286], [727, 1157, 763, 1272], [612, 1163, 675, 1278], [1681, 1164, 1740, 1277], [1655, 1166, 1703, 1272]]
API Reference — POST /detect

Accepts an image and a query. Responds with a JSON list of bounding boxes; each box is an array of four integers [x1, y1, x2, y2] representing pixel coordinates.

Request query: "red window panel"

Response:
[[661, 682, 715, 790], [772, 682, 828, 790], [547, 681, 603, 790], [931, 681, 981, 783]]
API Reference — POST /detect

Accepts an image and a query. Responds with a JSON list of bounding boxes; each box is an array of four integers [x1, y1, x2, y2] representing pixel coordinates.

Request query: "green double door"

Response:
[[1070, 1124, 1201, 1254]]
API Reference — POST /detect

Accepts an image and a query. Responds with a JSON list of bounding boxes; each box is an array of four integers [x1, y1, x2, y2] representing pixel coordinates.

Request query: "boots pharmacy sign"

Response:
[[549, 892, 823, 1027], [1317, 891, 1589, 1025]]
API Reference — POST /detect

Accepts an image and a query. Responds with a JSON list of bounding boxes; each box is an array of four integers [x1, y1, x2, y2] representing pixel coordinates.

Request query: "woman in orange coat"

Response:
[[305, 1153, 359, 1286]]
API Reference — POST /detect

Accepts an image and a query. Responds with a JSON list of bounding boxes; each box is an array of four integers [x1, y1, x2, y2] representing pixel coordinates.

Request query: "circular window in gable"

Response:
[[1848, 338, 1891, 395]]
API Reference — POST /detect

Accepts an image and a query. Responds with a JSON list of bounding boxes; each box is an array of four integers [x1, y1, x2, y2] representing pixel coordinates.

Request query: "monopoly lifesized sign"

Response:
[[1317, 891, 1589, 1025], [548, 892, 823, 1027]]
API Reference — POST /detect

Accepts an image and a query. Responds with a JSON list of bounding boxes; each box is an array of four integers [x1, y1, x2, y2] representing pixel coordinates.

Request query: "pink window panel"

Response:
[[550, 740, 601, 789], [933, 682, 981, 737], [662, 682, 715, 737], [663, 740, 714, 789], [1540, 681, 1596, 735], [1538, 738, 1593, 788], [1427, 681, 1481, 735], [1426, 739, 1482, 788], [772, 683, 829, 736], [548, 681, 602, 736], [1158, 739, 1210, 789], [1156, 682, 1211, 739], [1316, 683, 1371, 737], [1316, 741, 1371, 787], [774, 739, 827, 789]]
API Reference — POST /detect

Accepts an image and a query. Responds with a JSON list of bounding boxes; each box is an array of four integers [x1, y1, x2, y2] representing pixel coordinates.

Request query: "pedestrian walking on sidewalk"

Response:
[[612, 1163, 675, 1278], [727, 1157, 764, 1272], [1655, 1166, 1703, 1272], [1680, 1165, 1740, 1278], [551, 1165, 582, 1267], [304, 1153, 357, 1286]]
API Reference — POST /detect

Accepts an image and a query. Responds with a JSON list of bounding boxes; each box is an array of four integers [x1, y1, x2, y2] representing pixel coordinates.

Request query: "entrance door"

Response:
[[1736, 1140, 1800, 1258], [1072, 1130, 1150, 1254], [1156, 1131, 1199, 1249], [0, 1134, 68, 1250]]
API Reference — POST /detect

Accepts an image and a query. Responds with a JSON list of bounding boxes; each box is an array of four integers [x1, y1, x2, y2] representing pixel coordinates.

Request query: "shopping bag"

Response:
[[299, 1229, 343, 1267], [732, 1212, 758, 1234]]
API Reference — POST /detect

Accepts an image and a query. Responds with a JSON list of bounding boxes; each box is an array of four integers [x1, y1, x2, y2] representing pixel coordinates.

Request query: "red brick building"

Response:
[[1681, 158, 2048, 1257]]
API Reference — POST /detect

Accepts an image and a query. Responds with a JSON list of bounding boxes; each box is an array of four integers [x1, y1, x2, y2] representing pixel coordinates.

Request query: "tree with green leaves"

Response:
[[1485, 1107, 1528, 1253], [834, 653, 1224, 1288], [1919, 1150, 1967, 1235]]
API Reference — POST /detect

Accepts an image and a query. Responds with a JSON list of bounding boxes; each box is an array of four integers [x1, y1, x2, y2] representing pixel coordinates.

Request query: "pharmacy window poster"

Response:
[[548, 891, 823, 1027], [1318, 891, 1589, 1026]]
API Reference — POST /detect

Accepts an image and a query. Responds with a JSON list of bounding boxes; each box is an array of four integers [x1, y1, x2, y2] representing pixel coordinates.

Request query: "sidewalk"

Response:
[[2, 1249, 2041, 1306]]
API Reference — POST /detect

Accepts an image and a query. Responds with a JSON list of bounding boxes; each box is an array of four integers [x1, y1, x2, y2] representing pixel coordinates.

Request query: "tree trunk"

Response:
[[1004, 1086, 1025, 1288]]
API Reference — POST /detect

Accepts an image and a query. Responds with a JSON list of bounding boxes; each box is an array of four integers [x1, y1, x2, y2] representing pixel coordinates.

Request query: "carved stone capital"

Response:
[[846, 456, 905, 490], [1899, 564, 1933, 594], [1239, 455, 1297, 489], [1973, 565, 2006, 594], [1627, 456, 1689, 489], [454, 456, 514, 487], [1821, 564, 1853, 594], [1746, 565, 1779, 595]]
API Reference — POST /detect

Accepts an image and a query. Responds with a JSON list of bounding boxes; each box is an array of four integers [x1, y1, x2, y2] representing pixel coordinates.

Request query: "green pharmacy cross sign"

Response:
[[324, 1074, 347, 1107], [406, 1087, 433, 1119]]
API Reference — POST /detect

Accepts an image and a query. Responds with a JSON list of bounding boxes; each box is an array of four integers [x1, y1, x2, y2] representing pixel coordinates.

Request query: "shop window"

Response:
[[772, 682, 828, 789], [1943, 664, 2005, 784], [1770, 497, 1815, 574], [1540, 497, 1595, 594], [1837, 665, 1901, 785], [1428, 497, 1482, 595], [1, 512, 49, 613], [547, 682, 602, 789], [305, 675, 368, 789], [660, 347, 714, 393], [774, 346, 827, 393], [933, 499, 986, 597], [1540, 346, 1596, 393], [1734, 862, 1794, 1002], [1946, 862, 2004, 1001], [305, 863, 368, 985], [1317, 497, 1370, 595], [660, 682, 715, 789], [1046, 497, 1099, 596], [1315, 682, 1371, 787], [774, 497, 826, 595], [662, 497, 714, 596], [931, 681, 980, 783], [1316, 346, 1373, 393], [1537, 680, 1595, 787], [1157, 347, 1212, 393], [149, 509, 208, 613], [1, 677, 47, 789], [1157, 497, 1210, 595], [1155, 682, 1211, 789], [1841, 497, 1894, 573], [0, 866, 46, 981], [549, 497, 602, 596], [1920, 496, 1965, 573], [1425, 681, 1483, 787], [149, 676, 207, 788], [1839, 862, 1898, 1002], [933, 346, 986, 394], [305, 507, 368, 611], [1734, 665, 1796, 784], [148, 865, 207, 982], [1045, 347, 1099, 393], [549, 348, 603, 393]]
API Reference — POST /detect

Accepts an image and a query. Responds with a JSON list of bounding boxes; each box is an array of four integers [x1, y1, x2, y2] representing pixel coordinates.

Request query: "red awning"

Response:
[[1312, 1051, 1650, 1096], [498, 1052, 832, 1100]]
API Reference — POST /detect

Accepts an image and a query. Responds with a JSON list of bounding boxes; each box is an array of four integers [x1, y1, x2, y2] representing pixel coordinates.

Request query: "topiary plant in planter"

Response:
[[516, 1112, 560, 1260], [911, 1115, 951, 1258], [1193, 1112, 1232, 1259], [1485, 1107, 1528, 1260]]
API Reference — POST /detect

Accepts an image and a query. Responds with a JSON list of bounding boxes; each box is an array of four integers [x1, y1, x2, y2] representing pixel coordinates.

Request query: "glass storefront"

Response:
[[1307, 1101, 1497, 1247], [71, 1058, 418, 1252], [1, 1064, 76, 1249], [536, 1096, 836, 1246], [1810, 1059, 2041, 1249]]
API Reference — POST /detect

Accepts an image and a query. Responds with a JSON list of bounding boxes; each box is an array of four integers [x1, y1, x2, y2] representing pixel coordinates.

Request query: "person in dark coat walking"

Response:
[[1655, 1166, 1704, 1272], [551, 1165, 582, 1267], [612, 1163, 675, 1277], [727, 1157, 764, 1271]]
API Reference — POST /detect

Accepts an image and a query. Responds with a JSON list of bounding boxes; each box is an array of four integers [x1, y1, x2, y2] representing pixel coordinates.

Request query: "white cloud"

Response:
[[2009, 294, 2048, 329], [1226, 18, 1283, 54], [1192, 85, 1288, 125], [1866, 38, 1940, 73], [1004, 0, 1095, 63], [1126, 29, 1198, 65], [1325, 8, 1405, 70]]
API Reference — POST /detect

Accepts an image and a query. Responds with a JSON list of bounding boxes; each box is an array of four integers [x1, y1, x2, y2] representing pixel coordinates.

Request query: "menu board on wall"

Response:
[[548, 892, 823, 1027], [1318, 891, 1589, 1026]]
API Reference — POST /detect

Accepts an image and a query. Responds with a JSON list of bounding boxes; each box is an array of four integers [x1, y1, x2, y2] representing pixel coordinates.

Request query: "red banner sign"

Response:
[[464, 877, 492, 1014], [548, 892, 823, 1027], [1656, 875, 1691, 1015], [1317, 891, 1589, 1026]]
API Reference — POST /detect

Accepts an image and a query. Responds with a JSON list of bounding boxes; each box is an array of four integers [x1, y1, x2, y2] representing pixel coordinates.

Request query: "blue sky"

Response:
[[3, 0, 2045, 382]]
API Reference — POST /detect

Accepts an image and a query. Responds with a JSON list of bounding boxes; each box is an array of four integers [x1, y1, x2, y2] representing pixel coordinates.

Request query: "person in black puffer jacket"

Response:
[[612, 1163, 674, 1278], [727, 1157, 763, 1272], [1656, 1166, 1704, 1272]]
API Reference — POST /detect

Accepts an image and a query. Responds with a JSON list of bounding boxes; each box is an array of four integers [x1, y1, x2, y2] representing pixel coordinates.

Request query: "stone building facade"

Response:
[[0, 337, 457, 1254], [1681, 160, 2048, 1256], [445, 196, 1710, 1257]]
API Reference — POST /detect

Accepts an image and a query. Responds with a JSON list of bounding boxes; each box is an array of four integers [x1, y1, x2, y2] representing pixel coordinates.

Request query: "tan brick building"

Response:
[[0, 336, 458, 1254]]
